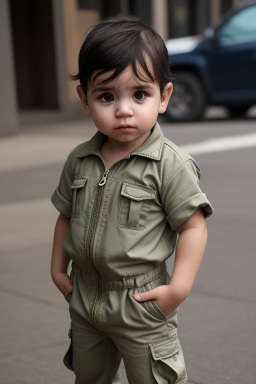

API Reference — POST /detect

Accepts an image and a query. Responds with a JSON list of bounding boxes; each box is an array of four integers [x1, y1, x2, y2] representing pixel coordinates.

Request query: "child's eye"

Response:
[[101, 93, 114, 103], [134, 91, 146, 101]]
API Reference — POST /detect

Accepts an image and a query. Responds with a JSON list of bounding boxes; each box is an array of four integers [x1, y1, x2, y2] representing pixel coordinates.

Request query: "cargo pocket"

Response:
[[63, 327, 73, 371], [118, 182, 156, 230], [71, 176, 87, 217], [149, 333, 187, 384]]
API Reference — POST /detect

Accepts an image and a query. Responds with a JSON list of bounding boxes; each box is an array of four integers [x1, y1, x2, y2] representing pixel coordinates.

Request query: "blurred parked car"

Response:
[[165, 1, 256, 121]]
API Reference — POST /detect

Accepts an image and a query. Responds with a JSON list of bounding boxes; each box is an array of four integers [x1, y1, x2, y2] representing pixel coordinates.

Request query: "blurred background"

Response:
[[1, 1, 256, 384], [0, 0, 251, 135]]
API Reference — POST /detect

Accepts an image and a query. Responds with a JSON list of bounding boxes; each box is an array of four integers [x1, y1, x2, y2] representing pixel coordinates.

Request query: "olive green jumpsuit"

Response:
[[52, 122, 213, 384]]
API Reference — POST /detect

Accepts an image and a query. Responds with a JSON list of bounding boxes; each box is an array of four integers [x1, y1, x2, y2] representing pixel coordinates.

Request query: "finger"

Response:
[[62, 275, 73, 291], [64, 279, 73, 293], [133, 290, 156, 302], [66, 284, 73, 293], [63, 285, 73, 297]]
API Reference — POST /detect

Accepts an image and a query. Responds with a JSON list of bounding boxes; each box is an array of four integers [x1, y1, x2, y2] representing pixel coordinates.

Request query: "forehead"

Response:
[[90, 62, 155, 88]]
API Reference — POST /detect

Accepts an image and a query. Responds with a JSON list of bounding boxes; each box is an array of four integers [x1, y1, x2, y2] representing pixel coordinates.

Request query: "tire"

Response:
[[226, 105, 251, 117], [165, 72, 207, 122]]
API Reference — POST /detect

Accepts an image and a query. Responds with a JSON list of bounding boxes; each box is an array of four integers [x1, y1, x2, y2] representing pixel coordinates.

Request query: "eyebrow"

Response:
[[92, 84, 154, 94], [134, 84, 154, 90]]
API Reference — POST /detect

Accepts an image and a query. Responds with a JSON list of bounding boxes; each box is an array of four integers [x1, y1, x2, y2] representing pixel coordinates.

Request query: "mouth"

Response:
[[115, 125, 135, 130]]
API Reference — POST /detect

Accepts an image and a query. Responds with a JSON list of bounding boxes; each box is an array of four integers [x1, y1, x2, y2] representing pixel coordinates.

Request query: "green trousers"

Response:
[[64, 262, 187, 384]]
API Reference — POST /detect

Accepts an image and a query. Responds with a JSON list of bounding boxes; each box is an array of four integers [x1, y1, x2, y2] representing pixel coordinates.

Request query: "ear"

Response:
[[158, 82, 173, 114], [76, 85, 91, 115]]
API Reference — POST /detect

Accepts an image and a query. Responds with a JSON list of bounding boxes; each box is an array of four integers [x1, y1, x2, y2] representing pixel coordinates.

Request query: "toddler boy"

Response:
[[51, 16, 213, 384]]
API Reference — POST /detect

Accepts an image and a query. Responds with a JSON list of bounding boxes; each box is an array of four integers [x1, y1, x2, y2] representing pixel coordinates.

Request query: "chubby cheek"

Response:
[[91, 109, 112, 131], [92, 116, 107, 130], [141, 118, 155, 131], [137, 108, 159, 129]]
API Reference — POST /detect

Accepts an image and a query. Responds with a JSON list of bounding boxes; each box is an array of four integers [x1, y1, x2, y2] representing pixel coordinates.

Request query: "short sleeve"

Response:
[[51, 154, 73, 218], [162, 159, 213, 231]]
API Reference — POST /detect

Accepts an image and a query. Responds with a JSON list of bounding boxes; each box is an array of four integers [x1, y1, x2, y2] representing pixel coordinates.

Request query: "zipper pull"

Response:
[[98, 170, 109, 187]]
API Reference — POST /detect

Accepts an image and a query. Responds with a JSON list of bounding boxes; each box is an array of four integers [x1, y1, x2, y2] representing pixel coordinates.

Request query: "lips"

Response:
[[116, 125, 135, 129]]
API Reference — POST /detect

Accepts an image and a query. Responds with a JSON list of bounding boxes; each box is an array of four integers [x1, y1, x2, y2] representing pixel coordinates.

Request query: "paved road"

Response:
[[0, 108, 255, 383]]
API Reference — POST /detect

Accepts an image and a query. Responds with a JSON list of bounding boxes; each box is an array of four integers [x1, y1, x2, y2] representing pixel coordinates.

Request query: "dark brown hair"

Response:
[[71, 16, 171, 95]]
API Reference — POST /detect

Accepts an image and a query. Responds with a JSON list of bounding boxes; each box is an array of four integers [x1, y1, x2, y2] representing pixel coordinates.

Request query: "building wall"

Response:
[[60, 0, 100, 105], [0, 0, 18, 135], [9, 0, 58, 109], [210, 0, 245, 25], [0, 0, 249, 135]]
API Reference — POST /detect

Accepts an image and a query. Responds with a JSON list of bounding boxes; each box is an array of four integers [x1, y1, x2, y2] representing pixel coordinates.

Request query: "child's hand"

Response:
[[52, 272, 73, 299], [133, 284, 186, 316]]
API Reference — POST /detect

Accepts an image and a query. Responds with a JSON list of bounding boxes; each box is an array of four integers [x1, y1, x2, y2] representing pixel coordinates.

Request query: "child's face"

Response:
[[77, 65, 172, 150]]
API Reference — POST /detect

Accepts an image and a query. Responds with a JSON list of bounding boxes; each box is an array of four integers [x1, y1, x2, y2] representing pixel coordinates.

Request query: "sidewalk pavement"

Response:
[[0, 112, 255, 384]]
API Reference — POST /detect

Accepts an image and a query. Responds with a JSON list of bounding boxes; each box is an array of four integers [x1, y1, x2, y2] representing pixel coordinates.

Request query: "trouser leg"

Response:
[[105, 275, 187, 384], [67, 264, 122, 384], [69, 263, 186, 383], [120, 333, 186, 384], [71, 321, 121, 384]]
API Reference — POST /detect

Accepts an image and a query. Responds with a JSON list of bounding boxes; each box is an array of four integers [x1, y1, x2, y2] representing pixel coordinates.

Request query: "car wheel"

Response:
[[226, 105, 251, 117], [165, 72, 206, 122]]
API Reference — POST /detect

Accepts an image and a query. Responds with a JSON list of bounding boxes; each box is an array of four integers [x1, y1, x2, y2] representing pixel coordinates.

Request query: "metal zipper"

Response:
[[98, 170, 109, 187], [85, 169, 109, 323]]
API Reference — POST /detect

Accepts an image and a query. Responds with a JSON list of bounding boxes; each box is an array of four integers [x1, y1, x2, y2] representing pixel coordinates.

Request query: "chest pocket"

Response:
[[118, 182, 156, 230], [71, 177, 88, 217]]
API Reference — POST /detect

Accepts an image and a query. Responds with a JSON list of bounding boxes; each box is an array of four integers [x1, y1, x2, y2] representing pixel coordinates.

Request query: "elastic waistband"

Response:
[[103, 263, 166, 290]]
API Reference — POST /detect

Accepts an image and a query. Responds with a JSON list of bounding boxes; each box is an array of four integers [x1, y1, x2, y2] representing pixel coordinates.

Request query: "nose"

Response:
[[115, 100, 133, 118]]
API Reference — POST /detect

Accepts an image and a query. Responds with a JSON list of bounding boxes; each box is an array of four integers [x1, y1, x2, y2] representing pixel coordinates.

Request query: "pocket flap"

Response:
[[121, 182, 156, 201], [150, 335, 179, 360], [71, 177, 87, 189]]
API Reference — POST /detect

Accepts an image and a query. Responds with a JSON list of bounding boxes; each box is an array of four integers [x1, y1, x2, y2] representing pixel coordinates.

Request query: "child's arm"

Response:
[[133, 208, 207, 315], [51, 213, 73, 298]]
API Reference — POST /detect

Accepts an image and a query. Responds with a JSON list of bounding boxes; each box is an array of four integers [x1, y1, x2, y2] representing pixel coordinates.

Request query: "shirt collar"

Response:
[[75, 121, 164, 161]]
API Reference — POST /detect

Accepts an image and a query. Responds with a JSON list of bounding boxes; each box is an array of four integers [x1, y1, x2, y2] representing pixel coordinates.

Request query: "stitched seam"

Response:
[[167, 192, 205, 218], [122, 192, 154, 200], [122, 182, 156, 196], [163, 140, 187, 160], [132, 137, 164, 160], [162, 159, 195, 195]]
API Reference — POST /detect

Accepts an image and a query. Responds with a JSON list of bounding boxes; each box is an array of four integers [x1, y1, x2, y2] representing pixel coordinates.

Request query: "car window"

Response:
[[217, 6, 256, 45]]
